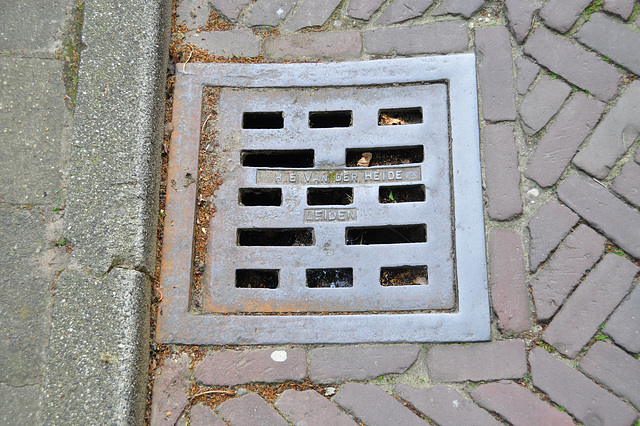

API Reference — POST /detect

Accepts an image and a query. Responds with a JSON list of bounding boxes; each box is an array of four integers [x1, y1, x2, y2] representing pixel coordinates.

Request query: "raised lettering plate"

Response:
[[158, 56, 490, 344]]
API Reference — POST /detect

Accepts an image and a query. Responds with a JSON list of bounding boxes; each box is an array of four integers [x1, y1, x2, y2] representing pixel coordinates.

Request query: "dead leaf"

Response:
[[190, 389, 236, 398], [415, 276, 428, 285], [357, 152, 372, 167], [379, 114, 405, 126]]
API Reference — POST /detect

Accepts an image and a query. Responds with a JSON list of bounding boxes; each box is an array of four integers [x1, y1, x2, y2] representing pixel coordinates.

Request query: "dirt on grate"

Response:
[[380, 266, 428, 286], [345, 146, 424, 167]]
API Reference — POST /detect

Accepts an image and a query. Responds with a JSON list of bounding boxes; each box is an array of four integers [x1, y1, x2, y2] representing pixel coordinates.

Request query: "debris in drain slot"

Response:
[[357, 152, 372, 167], [379, 114, 406, 126]]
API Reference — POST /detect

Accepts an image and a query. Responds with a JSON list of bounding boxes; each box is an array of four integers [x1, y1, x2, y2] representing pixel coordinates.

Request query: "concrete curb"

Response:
[[42, 0, 170, 423]]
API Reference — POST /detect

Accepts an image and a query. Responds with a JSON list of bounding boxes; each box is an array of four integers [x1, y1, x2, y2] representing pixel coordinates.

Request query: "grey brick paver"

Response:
[[525, 92, 605, 187], [334, 383, 426, 426], [515, 56, 540, 95], [488, 228, 530, 333], [604, 0, 636, 19], [245, 0, 298, 27], [539, 0, 592, 33], [364, 21, 468, 55], [557, 173, 640, 258], [347, 0, 386, 20], [604, 284, 640, 353], [426, 340, 527, 382], [482, 124, 523, 221], [524, 27, 622, 101], [275, 389, 358, 426], [396, 384, 501, 426], [210, 0, 252, 20], [194, 348, 306, 386], [475, 25, 517, 122], [530, 224, 605, 321], [612, 161, 640, 208], [518, 75, 572, 135], [576, 13, 640, 76], [217, 393, 288, 426], [527, 199, 580, 272], [282, 0, 342, 32], [505, 0, 544, 43], [185, 29, 261, 57], [470, 381, 574, 426], [190, 404, 226, 426], [579, 341, 640, 410], [375, 0, 435, 25], [176, 0, 209, 29], [308, 345, 420, 384], [147, 1, 640, 422], [529, 347, 638, 426], [543, 253, 639, 358], [573, 80, 640, 179], [264, 31, 362, 60], [150, 355, 190, 426], [431, 0, 486, 18]]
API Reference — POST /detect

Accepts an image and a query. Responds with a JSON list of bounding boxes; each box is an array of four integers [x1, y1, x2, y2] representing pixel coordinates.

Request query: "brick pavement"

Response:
[[151, 1, 640, 424]]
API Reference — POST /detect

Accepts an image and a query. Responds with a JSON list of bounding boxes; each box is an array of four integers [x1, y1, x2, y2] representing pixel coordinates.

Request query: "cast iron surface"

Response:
[[157, 55, 490, 344], [204, 84, 454, 313]]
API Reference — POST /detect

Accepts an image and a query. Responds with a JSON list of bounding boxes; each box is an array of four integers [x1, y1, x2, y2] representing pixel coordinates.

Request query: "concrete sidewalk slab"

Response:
[[0, 1, 73, 423], [0, 0, 70, 54], [0, 208, 58, 424], [0, 57, 69, 205]]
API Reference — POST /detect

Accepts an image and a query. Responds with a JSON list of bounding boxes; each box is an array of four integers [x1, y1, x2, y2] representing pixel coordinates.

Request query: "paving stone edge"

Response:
[[42, 0, 171, 423]]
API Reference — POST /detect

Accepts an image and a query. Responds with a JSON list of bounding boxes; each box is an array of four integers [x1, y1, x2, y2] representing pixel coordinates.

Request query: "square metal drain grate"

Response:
[[157, 56, 490, 345]]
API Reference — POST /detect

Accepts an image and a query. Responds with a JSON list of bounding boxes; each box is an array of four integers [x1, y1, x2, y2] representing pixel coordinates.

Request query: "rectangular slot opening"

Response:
[[239, 188, 282, 206], [306, 268, 353, 288], [378, 107, 423, 125], [346, 145, 424, 167], [236, 269, 279, 289], [379, 185, 426, 203], [241, 150, 314, 168], [243, 111, 284, 129], [309, 110, 353, 128], [238, 228, 314, 246], [307, 187, 353, 206], [380, 266, 428, 286], [345, 224, 426, 245]]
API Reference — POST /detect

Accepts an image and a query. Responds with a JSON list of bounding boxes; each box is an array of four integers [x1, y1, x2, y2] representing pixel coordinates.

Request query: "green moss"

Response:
[[537, 342, 556, 353], [584, 0, 604, 20], [606, 246, 626, 257], [56, 0, 85, 108], [54, 237, 68, 247]]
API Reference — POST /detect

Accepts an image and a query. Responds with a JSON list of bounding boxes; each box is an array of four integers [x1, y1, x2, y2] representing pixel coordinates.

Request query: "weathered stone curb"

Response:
[[42, 0, 171, 423]]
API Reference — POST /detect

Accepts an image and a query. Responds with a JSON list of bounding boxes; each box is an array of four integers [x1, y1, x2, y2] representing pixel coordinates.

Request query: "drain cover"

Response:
[[158, 56, 490, 345]]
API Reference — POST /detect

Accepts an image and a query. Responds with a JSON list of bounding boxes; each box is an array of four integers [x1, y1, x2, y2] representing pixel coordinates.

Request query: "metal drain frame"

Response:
[[157, 55, 490, 345]]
